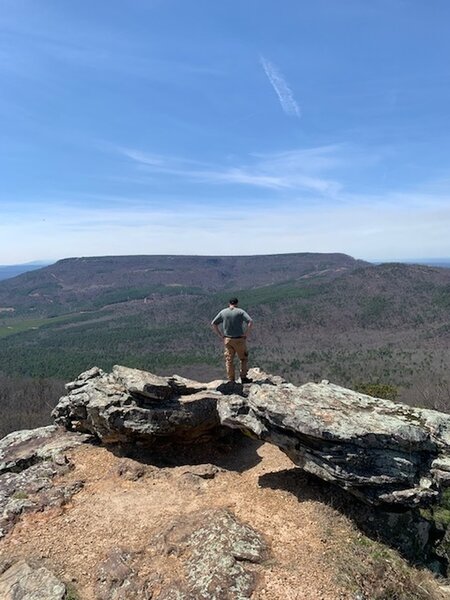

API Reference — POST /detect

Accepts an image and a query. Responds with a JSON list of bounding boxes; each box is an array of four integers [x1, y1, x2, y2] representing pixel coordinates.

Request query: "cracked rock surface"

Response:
[[95, 547, 150, 600], [0, 419, 446, 599], [52, 365, 450, 508], [0, 425, 90, 537], [0, 560, 66, 600], [218, 379, 450, 507], [52, 365, 224, 444], [150, 509, 267, 599]]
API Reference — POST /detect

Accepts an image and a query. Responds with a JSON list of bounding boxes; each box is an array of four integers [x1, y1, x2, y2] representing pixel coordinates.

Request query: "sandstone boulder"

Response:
[[218, 380, 450, 507], [52, 365, 450, 509], [52, 365, 223, 444]]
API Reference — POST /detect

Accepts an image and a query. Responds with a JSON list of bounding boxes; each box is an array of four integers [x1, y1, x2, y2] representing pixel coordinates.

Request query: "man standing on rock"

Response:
[[211, 298, 253, 383]]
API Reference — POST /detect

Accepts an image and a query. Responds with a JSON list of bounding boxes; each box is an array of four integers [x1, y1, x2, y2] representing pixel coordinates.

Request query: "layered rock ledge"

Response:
[[52, 365, 450, 509], [52, 365, 225, 444], [219, 379, 450, 508]]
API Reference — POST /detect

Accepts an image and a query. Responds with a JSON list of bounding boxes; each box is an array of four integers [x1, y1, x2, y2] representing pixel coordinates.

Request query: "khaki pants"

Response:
[[224, 337, 248, 381]]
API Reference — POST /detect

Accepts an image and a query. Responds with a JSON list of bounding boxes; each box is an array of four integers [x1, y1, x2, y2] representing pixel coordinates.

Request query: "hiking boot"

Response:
[[240, 376, 252, 384]]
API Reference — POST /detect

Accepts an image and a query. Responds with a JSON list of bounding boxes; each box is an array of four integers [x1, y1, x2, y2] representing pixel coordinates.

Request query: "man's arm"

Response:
[[242, 311, 253, 338], [211, 323, 224, 339], [244, 320, 253, 338], [211, 311, 224, 339]]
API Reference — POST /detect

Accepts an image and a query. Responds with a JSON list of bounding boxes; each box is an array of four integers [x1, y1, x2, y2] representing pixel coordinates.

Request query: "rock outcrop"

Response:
[[1, 383, 449, 598], [219, 379, 450, 508], [52, 365, 225, 444], [53, 365, 450, 509], [95, 548, 149, 600], [149, 509, 267, 599], [0, 425, 91, 537]]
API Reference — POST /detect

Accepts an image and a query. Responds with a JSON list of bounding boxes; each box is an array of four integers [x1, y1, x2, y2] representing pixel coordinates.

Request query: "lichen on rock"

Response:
[[150, 508, 267, 599], [0, 425, 89, 537], [0, 560, 66, 600], [52, 365, 223, 445], [218, 378, 450, 508]]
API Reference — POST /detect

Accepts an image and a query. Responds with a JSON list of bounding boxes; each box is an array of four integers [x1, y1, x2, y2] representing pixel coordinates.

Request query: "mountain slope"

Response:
[[0, 253, 368, 316]]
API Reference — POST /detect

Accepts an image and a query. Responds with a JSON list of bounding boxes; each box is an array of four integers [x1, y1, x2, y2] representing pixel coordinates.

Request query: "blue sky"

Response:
[[1, 0, 450, 263]]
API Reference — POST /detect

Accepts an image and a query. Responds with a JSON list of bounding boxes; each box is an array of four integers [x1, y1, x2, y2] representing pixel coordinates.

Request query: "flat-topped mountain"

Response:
[[0, 252, 367, 315]]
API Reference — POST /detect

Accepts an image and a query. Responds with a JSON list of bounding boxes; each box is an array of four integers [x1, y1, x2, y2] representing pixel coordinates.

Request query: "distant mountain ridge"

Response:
[[375, 259, 450, 268], [0, 252, 369, 315], [0, 261, 53, 282]]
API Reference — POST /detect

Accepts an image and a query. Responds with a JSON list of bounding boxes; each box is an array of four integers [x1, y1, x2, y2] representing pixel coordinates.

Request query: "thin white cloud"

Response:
[[118, 146, 339, 194], [0, 9, 220, 84], [260, 56, 301, 118]]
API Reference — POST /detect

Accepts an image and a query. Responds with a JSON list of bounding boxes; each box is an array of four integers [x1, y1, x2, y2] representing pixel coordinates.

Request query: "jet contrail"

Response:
[[260, 56, 301, 118]]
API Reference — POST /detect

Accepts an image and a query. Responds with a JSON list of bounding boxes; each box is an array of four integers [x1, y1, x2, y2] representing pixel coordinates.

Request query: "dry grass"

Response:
[[332, 524, 446, 600]]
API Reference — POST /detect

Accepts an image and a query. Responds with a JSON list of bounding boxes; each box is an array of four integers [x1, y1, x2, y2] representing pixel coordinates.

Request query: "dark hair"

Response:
[[229, 297, 239, 305]]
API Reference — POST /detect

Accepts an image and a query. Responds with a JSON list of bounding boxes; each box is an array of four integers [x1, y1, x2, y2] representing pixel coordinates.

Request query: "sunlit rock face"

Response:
[[53, 364, 450, 508], [218, 378, 450, 508], [0, 561, 67, 600], [0, 425, 90, 538], [52, 365, 224, 445]]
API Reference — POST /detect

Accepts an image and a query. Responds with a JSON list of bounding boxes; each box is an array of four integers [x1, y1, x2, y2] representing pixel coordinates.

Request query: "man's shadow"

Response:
[[259, 467, 447, 576]]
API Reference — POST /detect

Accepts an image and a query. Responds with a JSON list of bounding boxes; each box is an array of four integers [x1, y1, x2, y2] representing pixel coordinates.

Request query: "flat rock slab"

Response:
[[52, 365, 224, 444], [0, 426, 89, 537], [0, 560, 66, 600], [150, 509, 267, 599], [0, 425, 92, 475], [218, 380, 450, 507]]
